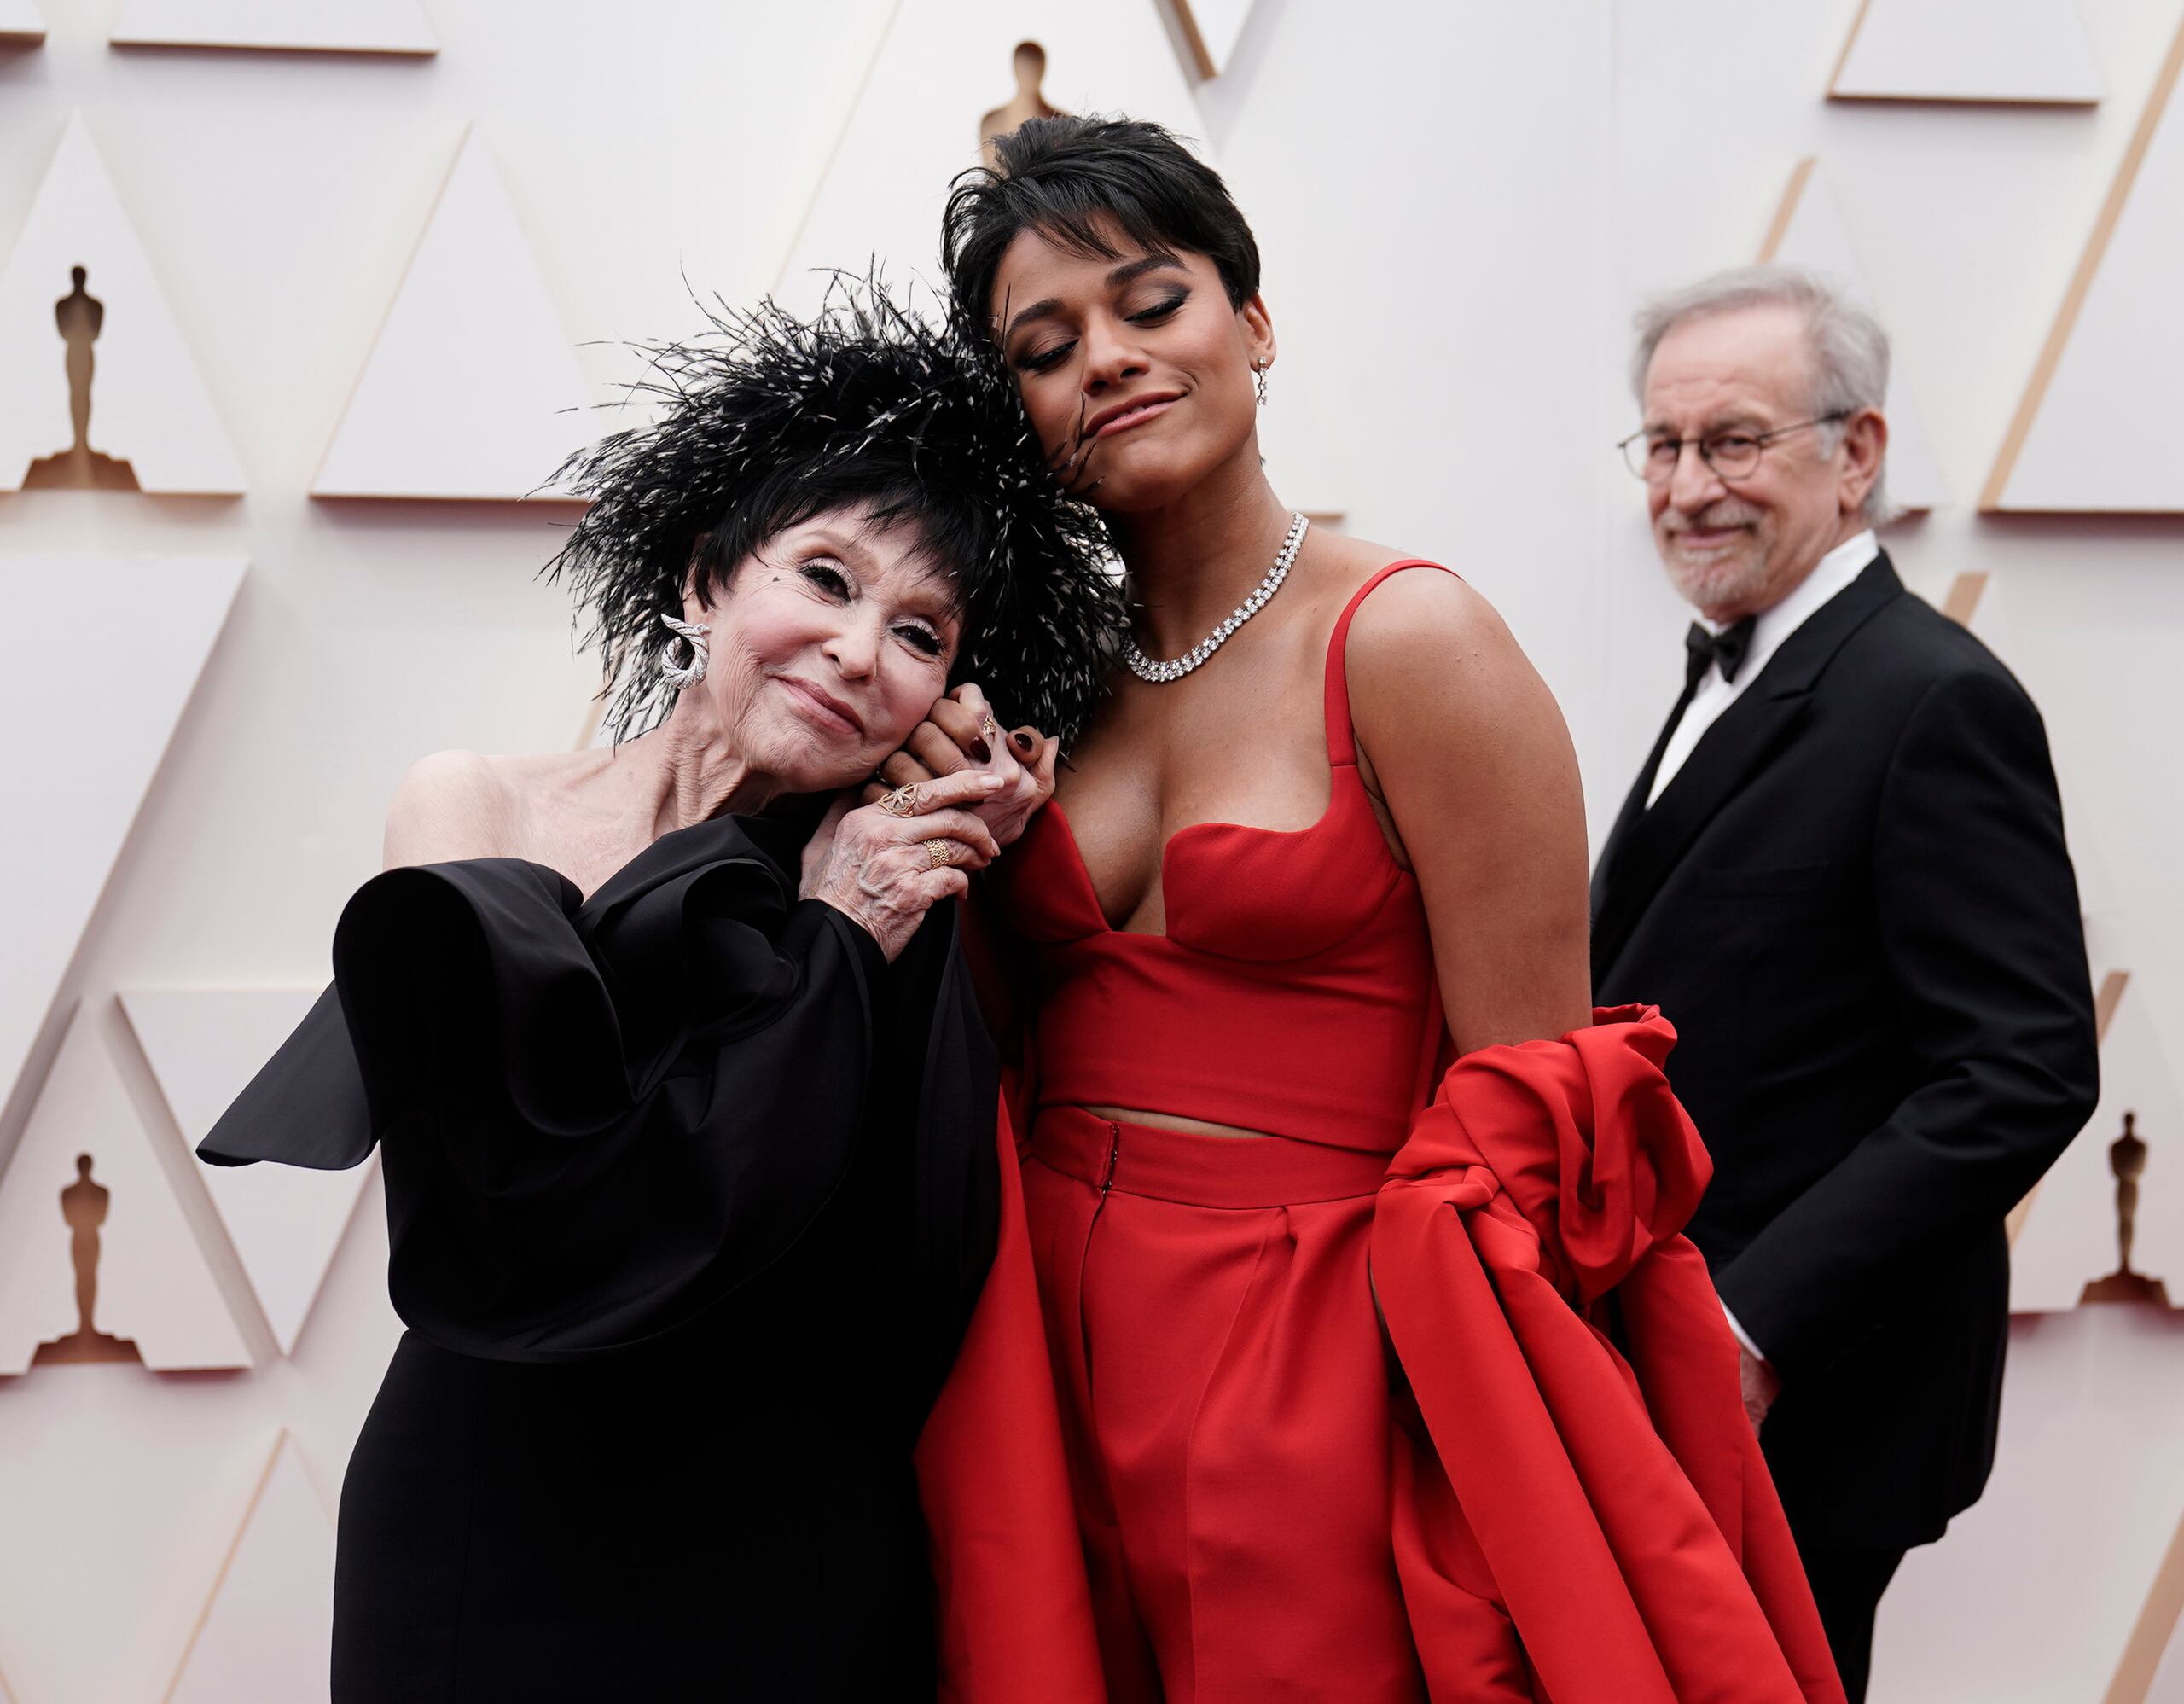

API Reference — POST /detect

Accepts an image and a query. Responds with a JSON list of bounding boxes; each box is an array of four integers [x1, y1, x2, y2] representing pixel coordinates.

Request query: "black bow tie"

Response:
[[1685, 616, 1757, 690]]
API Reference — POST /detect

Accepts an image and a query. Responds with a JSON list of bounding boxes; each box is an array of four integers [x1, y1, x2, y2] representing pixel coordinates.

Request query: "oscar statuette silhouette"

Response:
[[30, 1154, 144, 1365], [2080, 1114, 2170, 1306], [978, 41, 1062, 169], [21, 265, 141, 491]]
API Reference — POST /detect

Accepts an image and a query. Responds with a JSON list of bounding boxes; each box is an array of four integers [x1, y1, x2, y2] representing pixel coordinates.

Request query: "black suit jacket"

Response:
[[1591, 552, 2098, 1550]]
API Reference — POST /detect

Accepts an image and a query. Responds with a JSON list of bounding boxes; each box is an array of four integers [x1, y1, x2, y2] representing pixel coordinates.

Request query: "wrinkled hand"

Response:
[[864, 682, 1058, 850], [1738, 1344, 1782, 1434], [800, 768, 1004, 961]]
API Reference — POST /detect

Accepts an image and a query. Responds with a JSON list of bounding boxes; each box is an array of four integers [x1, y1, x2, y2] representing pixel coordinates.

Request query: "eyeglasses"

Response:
[[1616, 412, 1850, 484]]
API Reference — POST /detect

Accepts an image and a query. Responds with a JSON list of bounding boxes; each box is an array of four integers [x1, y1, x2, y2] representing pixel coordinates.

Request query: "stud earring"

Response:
[[1252, 358, 1269, 407], [659, 613, 709, 689]]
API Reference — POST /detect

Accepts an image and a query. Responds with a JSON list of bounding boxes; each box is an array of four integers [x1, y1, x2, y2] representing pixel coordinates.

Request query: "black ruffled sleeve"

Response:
[[200, 981, 374, 1170], [200, 817, 904, 1362]]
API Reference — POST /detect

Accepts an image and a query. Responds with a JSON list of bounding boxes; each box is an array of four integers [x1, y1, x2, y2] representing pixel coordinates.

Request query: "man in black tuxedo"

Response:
[[1591, 266, 2098, 1701]]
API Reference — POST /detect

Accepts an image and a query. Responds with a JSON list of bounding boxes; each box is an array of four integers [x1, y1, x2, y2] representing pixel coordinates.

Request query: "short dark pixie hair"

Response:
[[942, 115, 1262, 330], [677, 443, 958, 615], [544, 276, 1120, 743]]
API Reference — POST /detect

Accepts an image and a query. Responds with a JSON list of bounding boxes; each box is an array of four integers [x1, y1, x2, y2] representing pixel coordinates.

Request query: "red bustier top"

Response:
[[932, 567, 1843, 1704], [989, 562, 1455, 1153]]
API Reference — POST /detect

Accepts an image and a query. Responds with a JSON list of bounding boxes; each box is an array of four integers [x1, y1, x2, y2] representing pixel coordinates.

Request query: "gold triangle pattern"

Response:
[[1983, 13, 2184, 510]]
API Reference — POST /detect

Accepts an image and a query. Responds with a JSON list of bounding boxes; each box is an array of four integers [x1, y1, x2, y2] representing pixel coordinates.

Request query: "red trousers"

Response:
[[925, 1014, 1842, 1704], [1023, 1107, 1510, 1703]]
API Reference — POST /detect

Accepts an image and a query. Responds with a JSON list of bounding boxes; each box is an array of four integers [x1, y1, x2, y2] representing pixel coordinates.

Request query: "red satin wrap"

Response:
[[915, 1007, 1843, 1703]]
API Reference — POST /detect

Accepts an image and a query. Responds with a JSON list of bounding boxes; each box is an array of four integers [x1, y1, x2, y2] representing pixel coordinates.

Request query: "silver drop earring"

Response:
[[659, 613, 709, 689], [1253, 358, 1269, 407]]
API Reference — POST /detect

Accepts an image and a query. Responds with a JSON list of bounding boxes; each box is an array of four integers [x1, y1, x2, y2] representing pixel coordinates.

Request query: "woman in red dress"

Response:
[[901, 116, 1844, 1704]]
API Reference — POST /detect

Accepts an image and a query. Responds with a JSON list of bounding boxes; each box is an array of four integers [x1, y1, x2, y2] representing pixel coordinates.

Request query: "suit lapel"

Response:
[[1590, 680, 1695, 921], [1590, 554, 1905, 980]]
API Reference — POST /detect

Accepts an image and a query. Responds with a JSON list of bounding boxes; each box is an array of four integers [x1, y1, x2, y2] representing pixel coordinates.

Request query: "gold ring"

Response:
[[979, 716, 1001, 744], [924, 838, 954, 870], [879, 783, 920, 817]]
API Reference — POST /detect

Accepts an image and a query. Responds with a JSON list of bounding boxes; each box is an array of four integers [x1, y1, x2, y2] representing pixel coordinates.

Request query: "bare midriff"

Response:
[[1085, 1105, 1286, 1141]]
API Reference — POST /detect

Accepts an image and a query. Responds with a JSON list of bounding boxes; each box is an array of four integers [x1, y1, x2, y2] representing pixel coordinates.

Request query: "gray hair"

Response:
[[1629, 265, 1892, 523]]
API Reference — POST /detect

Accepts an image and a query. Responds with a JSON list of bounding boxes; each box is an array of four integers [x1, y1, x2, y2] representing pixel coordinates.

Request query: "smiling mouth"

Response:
[[778, 676, 862, 735], [1087, 393, 1181, 441], [1670, 523, 1751, 549]]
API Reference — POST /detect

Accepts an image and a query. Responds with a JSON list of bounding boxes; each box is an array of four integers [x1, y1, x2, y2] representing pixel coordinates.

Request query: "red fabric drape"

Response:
[[1374, 1005, 1842, 1702], [916, 1006, 1843, 1703]]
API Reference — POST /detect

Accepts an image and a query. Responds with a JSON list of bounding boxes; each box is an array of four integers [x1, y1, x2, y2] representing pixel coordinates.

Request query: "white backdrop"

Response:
[[1, 2, 2181, 1699]]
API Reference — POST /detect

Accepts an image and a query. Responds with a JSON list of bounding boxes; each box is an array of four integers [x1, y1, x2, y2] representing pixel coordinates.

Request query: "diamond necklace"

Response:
[[1120, 512, 1309, 684]]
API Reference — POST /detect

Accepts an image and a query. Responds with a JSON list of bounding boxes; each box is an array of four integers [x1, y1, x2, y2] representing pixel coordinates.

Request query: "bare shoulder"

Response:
[[1322, 544, 1593, 1049], [1345, 557, 1502, 643], [1344, 561, 1547, 727], [383, 749, 515, 869]]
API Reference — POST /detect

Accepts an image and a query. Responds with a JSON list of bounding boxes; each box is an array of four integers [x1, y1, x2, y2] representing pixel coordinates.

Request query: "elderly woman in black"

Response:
[[202, 285, 1118, 1702]]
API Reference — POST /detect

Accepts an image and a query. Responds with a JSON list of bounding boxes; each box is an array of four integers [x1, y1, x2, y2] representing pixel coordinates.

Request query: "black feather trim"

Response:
[[542, 270, 1123, 747]]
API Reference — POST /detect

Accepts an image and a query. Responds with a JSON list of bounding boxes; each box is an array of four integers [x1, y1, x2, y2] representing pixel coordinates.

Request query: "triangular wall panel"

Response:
[[0, 1, 44, 45], [111, 0, 433, 55], [0, 555, 244, 1117], [2146, 1581, 2184, 1704], [164, 1434, 334, 1704], [0, 1006, 252, 1373], [2081, 839, 2126, 981], [1757, 158, 1948, 513], [781, 0, 1213, 307], [1830, 0, 2103, 104], [314, 128, 595, 500], [119, 990, 372, 1356], [780, 0, 1342, 520], [1949, 571, 2121, 955], [2013, 974, 2184, 1312], [1170, 0, 1258, 79], [1984, 15, 2184, 512], [0, 113, 246, 493]]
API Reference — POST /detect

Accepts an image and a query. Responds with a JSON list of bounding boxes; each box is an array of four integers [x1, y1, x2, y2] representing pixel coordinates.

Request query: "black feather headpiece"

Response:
[[544, 273, 1123, 747]]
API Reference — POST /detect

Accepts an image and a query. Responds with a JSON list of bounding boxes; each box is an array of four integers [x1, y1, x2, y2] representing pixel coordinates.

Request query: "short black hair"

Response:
[[543, 276, 1122, 743], [681, 448, 962, 614], [942, 115, 1262, 332]]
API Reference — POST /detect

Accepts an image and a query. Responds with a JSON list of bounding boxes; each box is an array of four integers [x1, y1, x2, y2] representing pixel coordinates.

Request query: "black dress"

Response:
[[202, 813, 999, 1702]]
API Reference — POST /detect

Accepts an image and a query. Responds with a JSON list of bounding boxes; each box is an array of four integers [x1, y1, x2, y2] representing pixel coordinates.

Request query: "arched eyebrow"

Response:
[[789, 522, 881, 571], [1002, 296, 1066, 344], [1002, 252, 1190, 343], [892, 575, 962, 631], [1106, 252, 1186, 288], [796, 515, 968, 619]]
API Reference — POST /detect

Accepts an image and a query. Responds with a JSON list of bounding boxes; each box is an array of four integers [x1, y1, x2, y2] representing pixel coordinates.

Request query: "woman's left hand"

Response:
[[867, 683, 1058, 850]]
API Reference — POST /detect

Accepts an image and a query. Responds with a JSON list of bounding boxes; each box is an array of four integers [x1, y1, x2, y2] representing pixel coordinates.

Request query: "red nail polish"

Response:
[[971, 740, 991, 762]]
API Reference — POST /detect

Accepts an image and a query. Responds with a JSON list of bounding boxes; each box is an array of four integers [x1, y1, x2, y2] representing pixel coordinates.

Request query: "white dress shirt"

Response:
[[1647, 530, 1880, 807], [1644, 529, 1879, 1365]]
